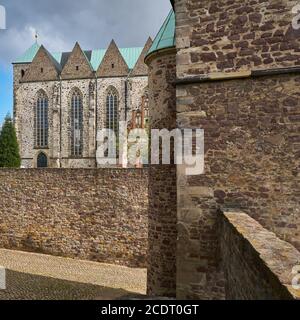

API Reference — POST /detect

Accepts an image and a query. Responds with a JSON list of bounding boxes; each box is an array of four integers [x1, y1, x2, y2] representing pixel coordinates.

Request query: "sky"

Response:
[[0, 0, 172, 125]]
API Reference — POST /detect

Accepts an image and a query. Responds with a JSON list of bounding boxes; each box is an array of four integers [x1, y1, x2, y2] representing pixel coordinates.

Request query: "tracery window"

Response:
[[71, 89, 83, 157], [106, 87, 119, 133], [35, 91, 48, 148]]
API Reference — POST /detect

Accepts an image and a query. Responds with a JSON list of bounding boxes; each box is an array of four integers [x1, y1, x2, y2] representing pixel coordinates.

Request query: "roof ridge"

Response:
[[14, 43, 146, 71]]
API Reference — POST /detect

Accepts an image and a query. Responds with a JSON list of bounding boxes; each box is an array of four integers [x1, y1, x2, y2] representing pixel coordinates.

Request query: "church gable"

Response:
[[22, 45, 60, 82], [61, 42, 94, 80], [96, 40, 129, 77], [131, 37, 153, 76]]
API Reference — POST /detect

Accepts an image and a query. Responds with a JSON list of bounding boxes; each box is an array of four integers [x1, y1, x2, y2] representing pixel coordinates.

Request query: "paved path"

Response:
[[0, 249, 147, 300]]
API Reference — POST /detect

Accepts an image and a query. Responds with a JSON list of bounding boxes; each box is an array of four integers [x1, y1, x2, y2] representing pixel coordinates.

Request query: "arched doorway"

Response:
[[37, 152, 48, 168]]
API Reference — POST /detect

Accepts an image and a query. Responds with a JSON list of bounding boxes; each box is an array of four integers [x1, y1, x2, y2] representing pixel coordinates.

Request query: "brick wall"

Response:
[[0, 169, 148, 268], [221, 211, 300, 300]]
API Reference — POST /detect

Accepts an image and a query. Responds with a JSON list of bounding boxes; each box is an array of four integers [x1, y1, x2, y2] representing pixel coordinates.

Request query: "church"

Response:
[[13, 38, 152, 168]]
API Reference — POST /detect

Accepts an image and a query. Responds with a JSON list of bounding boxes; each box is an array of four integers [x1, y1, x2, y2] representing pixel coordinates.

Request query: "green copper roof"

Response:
[[14, 42, 40, 63], [52, 52, 62, 64], [119, 47, 143, 69], [14, 44, 144, 71], [147, 9, 175, 57], [90, 49, 106, 71]]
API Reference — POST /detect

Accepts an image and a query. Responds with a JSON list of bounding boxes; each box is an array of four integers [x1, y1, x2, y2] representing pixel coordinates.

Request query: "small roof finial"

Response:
[[35, 31, 38, 43]]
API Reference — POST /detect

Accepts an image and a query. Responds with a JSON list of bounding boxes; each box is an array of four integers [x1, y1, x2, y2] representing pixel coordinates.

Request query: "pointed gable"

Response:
[[22, 45, 61, 82], [96, 40, 129, 77], [61, 42, 94, 80], [131, 37, 153, 76]]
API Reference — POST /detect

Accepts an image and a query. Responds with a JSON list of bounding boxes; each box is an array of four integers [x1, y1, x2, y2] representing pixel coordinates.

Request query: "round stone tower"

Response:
[[145, 10, 177, 297]]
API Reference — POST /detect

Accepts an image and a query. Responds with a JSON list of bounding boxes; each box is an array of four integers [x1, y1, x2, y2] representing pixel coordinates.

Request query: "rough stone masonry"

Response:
[[0, 169, 149, 268], [142, 0, 300, 299], [174, 0, 300, 299]]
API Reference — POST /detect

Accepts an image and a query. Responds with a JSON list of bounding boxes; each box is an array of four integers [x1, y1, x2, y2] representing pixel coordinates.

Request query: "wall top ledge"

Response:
[[223, 211, 300, 300]]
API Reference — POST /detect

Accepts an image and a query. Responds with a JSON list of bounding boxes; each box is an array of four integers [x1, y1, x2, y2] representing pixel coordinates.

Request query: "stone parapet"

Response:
[[221, 211, 300, 300]]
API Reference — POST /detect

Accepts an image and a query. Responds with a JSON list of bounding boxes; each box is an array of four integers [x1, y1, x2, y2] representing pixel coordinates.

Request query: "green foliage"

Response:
[[0, 115, 21, 168]]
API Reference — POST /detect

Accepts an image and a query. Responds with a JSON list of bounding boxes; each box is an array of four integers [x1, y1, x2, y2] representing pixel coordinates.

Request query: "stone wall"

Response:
[[15, 73, 148, 168], [16, 81, 58, 167], [61, 43, 94, 80], [221, 211, 300, 300], [61, 79, 96, 168], [146, 50, 178, 297], [176, 73, 300, 299], [96, 40, 129, 77], [175, 0, 300, 77], [0, 169, 148, 268], [22, 46, 60, 82], [174, 0, 300, 300]]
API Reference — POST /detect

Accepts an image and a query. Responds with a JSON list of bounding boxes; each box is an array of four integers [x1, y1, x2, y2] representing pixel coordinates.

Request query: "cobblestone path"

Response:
[[0, 249, 147, 300]]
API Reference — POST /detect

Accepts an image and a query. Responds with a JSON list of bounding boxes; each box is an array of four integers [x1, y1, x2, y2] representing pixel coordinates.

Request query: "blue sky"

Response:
[[0, 64, 13, 124], [0, 0, 171, 126]]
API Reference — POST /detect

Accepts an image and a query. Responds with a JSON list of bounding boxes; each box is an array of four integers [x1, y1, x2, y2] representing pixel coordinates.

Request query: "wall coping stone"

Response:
[[223, 211, 300, 300]]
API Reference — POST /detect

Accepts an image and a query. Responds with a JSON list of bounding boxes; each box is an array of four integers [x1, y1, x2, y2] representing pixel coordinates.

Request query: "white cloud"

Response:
[[0, 0, 171, 64]]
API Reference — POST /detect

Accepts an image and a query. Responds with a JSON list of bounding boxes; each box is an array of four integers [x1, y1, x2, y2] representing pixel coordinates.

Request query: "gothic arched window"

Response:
[[71, 89, 83, 157], [106, 87, 118, 134], [35, 91, 49, 148], [37, 152, 48, 168]]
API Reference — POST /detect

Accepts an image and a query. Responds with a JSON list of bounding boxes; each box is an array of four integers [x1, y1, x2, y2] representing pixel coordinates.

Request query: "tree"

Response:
[[0, 115, 21, 168]]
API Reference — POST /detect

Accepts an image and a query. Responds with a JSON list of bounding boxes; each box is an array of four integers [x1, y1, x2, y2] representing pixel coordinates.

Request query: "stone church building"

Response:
[[7, 0, 300, 300], [13, 38, 152, 168]]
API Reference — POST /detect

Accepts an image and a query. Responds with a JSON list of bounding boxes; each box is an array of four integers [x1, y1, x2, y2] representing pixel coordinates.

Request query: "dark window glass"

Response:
[[105, 88, 119, 158], [37, 152, 48, 168], [106, 88, 118, 134], [35, 92, 49, 148], [71, 90, 83, 157]]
